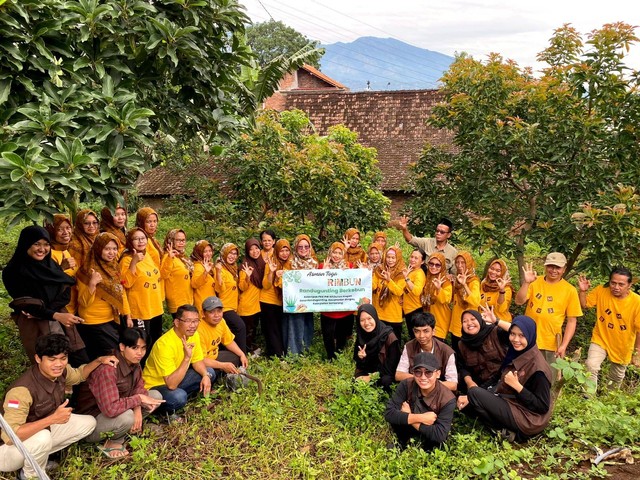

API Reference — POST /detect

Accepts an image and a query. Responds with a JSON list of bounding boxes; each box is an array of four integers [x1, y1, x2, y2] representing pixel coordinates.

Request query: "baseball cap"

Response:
[[544, 252, 567, 267], [202, 296, 223, 311], [411, 352, 441, 372]]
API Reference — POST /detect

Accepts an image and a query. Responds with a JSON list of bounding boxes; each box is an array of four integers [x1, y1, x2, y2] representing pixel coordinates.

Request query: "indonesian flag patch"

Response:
[[7, 399, 20, 409]]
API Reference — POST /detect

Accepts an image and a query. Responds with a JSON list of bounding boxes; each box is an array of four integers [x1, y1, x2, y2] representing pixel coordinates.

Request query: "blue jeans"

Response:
[[152, 367, 216, 413], [285, 312, 314, 355]]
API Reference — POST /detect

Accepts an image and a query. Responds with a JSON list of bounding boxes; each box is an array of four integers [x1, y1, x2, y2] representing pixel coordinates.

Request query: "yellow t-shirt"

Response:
[[586, 286, 640, 365], [260, 264, 282, 306], [216, 268, 239, 312], [120, 253, 164, 320], [143, 328, 204, 389], [524, 277, 583, 351], [403, 268, 427, 314], [50, 249, 78, 276], [238, 270, 261, 316], [161, 255, 194, 314], [450, 278, 481, 337], [429, 283, 453, 339], [372, 275, 406, 323], [197, 319, 235, 360], [191, 262, 215, 315], [481, 287, 513, 321], [77, 279, 130, 324]]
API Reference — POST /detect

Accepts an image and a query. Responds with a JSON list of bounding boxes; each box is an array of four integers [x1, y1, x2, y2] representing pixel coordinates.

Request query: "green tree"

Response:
[[0, 0, 253, 224], [406, 23, 640, 281], [246, 19, 323, 68], [221, 109, 390, 241]]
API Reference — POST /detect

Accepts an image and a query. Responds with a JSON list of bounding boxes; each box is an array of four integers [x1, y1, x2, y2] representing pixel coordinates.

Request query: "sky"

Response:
[[240, 0, 640, 72]]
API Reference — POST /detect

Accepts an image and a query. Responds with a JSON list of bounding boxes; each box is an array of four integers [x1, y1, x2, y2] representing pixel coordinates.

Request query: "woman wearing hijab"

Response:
[[134, 207, 162, 268], [100, 206, 127, 254], [76, 233, 131, 359], [457, 315, 553, 442], [450, 251, 481, 350], [319, 242, 354, 360], [261, 239, 292, 357], [238, 238, 266, 352], [190, 240, 216, 316], [365, 242, 383, 270], [343, 228, 367, 265], [480, 259, 513, 322], [422, 252, 453, 340], [3, 225, 87, 365], [402, 248, 427, 339], [119, 228, 164, 347], [45, 214, 77, 276], [354, 304, 400, 389], [286, 234, 319, 355], [68, 209, 100, 270], [161, 229, 194, 315], [457, 310, 509, 392], [214, 242, 247, 353], [373, 231, 388, 251], [372, 246, 407, 341]]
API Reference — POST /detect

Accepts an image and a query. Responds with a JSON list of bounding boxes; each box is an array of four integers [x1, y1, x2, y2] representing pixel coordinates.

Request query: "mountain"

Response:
[[319, 36, 453, 92]]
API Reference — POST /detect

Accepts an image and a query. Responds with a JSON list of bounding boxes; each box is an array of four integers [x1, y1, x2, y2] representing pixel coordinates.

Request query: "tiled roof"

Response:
[[280, 89, 453, 191], [299, 64, 348, 90], [135, 162, 226, 197]]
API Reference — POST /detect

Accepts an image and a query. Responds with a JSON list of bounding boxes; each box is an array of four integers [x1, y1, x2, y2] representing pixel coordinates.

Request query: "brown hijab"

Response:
[[191, 240, 215, 278], [68, 209, 99, 265], [291, 234, 318, 270], [219, 242, 239, 281], [243, 238, 266, 288], [164, 229, 194, 274], [374, 246, 406, 306], [100, 206, 127, 248], [422, 252, 450, 307], [454, 251, 479, 308], [45, 214, 73, 251], [135, 207, 163, 256], [481, 259, 513, 294]]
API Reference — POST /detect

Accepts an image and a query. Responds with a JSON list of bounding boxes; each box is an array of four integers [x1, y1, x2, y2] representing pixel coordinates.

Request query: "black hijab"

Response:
[[3, 226, 75, 313], [460, 309, 497, 350], [353, 303, 393, 371]]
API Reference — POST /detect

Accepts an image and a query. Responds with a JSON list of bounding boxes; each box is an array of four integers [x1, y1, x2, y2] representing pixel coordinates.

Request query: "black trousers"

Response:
[[259, 302, 285, 357], [382, 320, 403, 343], [223, 310, 247, 353], [466, 387, 518, 432], [241, 312, 260, 352], [76, 321, 120, 360], [320, 313, 352, 360], [404, 308, 423, 339]]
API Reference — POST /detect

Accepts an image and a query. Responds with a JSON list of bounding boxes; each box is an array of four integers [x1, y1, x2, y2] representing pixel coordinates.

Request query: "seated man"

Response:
[[197, 296, 249, 377], [142, 304, 215, 417], [385, 352, 456, 450], [395, 312, 458, 391], [76, 328, 164, 458], [1, 334, 117, 479]]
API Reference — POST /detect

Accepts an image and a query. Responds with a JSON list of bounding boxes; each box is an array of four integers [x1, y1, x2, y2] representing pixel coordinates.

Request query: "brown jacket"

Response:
[[406, 338, 454, 383], [458, 328, 508, 385]]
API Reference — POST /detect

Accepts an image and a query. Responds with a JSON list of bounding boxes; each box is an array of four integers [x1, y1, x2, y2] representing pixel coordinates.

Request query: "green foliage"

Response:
[[0, 0, 253, 224], [406, 23, 640, 281], [246, 19, 324, 68], [327, 375, 387, 432]]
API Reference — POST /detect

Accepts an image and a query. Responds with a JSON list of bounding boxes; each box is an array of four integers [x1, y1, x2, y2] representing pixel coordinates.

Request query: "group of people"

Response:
[[1, 208, 639, 477]]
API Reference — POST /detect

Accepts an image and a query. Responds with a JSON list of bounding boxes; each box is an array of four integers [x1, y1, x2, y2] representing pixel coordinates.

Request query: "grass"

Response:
[[0, 221, 639, 479]]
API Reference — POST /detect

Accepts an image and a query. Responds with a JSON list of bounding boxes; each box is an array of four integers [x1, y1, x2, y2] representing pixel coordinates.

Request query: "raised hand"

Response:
[[456, 268, 470, 286], [181, 335, 195, 360], [479, 304, 497, 324], [342, 234, 350, 249], [432, 275, 446, 290], [397, 215, 409, 230], [242, 262, 254, 277], [496, 272, 511, 290], [323, 257, 331, 269], [50, 399, 73, 425], [357, 344, 367, 359], [578, 274, 590, 292], [89, 268, 103, 287], [522, 262, 537, 283], [167, 241, 176, 258]]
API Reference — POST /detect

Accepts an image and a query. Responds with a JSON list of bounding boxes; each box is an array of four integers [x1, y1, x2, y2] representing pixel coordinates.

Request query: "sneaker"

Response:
[[498, 428, 516, 442]]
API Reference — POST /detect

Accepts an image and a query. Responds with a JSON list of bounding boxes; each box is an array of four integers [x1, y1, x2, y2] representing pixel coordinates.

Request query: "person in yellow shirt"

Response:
[[578, 267, 640, 392], [45, 214, 77, 276], [76, 233, 131, 359], [68, 209, 99, 271], [143, 304, 214, 417], [372, 246, 407, 341], [238, 239, 265, 353], [134, 208, 162, 268], [450, 251, 481, 350], [215, 243, 247, 353], [119, 228, 164, 348], [161, 229, 194, 315], [422, 252, 452, 340], [261, 239, 291, 357], [515, 252, 583, 377], [402, 248, 427, 339], [197, 296, 248, 375], [480, 259, 513, 322], [190, 240, 216, 317]]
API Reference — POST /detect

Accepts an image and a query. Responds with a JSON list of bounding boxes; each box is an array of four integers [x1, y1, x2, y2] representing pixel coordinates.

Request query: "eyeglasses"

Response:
[[174, 238, 187, 243], [178, 317, 200, 325], [435, 229, 450, 234], [131, 237, 146, 242], [413, 369, 435, 378], [84, 221, 99, 226], [297, 245, 310, 250], [427, 262, 442, 268]]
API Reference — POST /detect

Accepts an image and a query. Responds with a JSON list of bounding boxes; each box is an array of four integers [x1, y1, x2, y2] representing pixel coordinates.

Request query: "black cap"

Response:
[[412, 352, 441, 372], [438, 217, 453, 231]]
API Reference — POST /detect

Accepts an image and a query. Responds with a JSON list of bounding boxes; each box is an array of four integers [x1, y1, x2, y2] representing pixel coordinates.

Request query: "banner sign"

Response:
[[282, 268, 372, 313]]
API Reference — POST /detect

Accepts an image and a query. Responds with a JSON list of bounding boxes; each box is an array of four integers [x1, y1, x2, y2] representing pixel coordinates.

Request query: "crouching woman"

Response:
[[457, 315, 552, 442], [384, 352, 456, 450]]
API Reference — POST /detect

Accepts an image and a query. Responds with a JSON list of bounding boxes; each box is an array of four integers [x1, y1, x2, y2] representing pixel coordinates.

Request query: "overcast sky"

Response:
[[241, 0, 640, 72]]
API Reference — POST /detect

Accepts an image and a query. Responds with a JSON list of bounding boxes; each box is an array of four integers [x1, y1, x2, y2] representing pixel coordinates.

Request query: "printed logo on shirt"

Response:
[[547, 308, 554, 314], [536, 308, 542, 314], [7, 399, 19, 409], [605, 308, 612, 315], [535, 293, 543, 300], [144, 282, 150, 288], [616, 313, 622, 319], [153, 284, 157, 289], [547, 296, 553, 302], [599, 316, 605, 322], [608, 323, 614, 329], [620, 325, 627, 331]]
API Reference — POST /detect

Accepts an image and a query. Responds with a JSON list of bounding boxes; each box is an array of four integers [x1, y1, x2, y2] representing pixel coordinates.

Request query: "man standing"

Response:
[[197, 296, 248, 375], [1, 334, 117, 479], [143, 304, 215, 417], [395, 216, 457, 273], [578, 267, 640, 391], [385, 352, 456, 450], [515, 252, 583, 374]]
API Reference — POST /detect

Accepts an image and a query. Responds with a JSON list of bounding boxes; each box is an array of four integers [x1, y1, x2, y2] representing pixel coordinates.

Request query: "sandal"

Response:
[[97, 443, 129, 459]]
